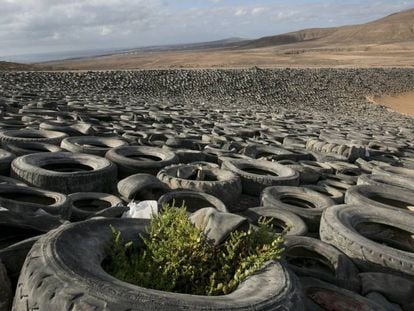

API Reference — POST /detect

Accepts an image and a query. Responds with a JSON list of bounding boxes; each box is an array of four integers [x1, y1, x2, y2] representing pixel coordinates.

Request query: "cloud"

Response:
[[0, 0, 413, 57]]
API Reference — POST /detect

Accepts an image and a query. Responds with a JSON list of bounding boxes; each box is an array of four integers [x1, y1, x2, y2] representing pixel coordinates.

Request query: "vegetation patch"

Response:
[[104, 204, 285, 296]]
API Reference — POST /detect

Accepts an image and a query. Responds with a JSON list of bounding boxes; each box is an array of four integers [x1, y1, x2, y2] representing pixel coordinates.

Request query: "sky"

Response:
[[1, 0, 413, 58]]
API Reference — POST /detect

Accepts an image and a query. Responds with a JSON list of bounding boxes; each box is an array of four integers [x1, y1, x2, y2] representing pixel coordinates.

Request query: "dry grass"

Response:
[[369, 91, 414, 116]]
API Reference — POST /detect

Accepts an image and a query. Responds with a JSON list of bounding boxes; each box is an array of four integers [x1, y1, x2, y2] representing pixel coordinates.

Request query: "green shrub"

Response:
[[104, 204, 285, 296]]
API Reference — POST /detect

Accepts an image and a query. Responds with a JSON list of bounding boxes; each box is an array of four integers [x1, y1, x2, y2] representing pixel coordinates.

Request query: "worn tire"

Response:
[[61, 136, 128, 156], [0, 129, 68, 145], [239, 206, 308, 236], [11, 152, 117, 194], [2, 141, 63, 156], [106, 146, 179, 177], [117, 173, 170, 202], [158, 190, 228, 213], [283, 236, 360, 291], [13, 218, 304, 310], [345, 184, 414, 214], [261, 186, 335, 232], [157, 164, 242, 206], [320, 204, 414, 277], [0, 149, 15, 175], [222, 159, 299, 196]]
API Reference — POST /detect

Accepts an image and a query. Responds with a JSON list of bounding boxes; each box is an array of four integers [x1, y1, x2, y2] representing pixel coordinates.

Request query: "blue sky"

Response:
[[0, 0, 413, 57]]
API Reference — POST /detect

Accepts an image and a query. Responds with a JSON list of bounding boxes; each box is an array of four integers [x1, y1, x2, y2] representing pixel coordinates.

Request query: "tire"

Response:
[[13, 218, 304, 311], [68, 192, 125, 221], [0, 129, 68, 145], [283, 236, 359, 291], [345, 185, 414, 214], [2, 141, 64, 156], [320, 204, 414, 277], [0, 260, 11, 311], [117, 173, 170, 202], [302, 185, 344, 204], [106, 146, 179, 177], [239, 206, 307, 236], [61, 136, 128, 156], [221, 159, 299, 196], [157, 164, 242, 206], [0, 236, 41, 286], [0, 176, 27, 186], [0, 184, 71, 219], [300, 277, 386, 311], [0, 149, 15, 175], [357, 174, 414, 191], [158, 190, 228, 213], [261, 186, 335, 232], [373, 166, 414, 186], [11, 152, 117, 194]]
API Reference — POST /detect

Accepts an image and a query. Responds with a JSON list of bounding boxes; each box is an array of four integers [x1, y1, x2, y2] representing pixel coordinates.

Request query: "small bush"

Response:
[[104, 204, 285, 296]]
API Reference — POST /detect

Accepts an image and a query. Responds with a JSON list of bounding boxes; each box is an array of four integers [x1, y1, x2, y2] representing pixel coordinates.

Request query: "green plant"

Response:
[[104, 204, 285, 296]]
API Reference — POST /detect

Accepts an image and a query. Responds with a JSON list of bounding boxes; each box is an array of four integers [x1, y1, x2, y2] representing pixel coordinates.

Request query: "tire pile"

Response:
[[0, 69, 413, 310]]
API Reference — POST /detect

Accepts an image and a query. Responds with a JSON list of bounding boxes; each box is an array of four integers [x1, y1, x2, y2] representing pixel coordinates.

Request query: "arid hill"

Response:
[[0, 61, 40, 71]]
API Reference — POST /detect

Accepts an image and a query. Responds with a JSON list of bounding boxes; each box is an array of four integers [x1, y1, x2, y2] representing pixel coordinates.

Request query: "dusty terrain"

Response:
[[45, 9, 414, 70], [371, 91, 414, 116]]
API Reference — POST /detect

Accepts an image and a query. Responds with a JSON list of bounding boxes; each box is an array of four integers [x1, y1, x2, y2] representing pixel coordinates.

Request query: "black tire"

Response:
[[373, 166, 414, 186], [221, 159, 299, 196], [300, 277, 386, 311], [0, 184, 71, 219], [158, 190, 228, 213], [238, 206, 308, 236], [345, 185, 414, 214], [68, 192, 125, 221], [157, 164, 242, 206], [283, 236, 360, 291], [302, 184, 344, 204], [13, 218, 304, 311], [106, 146, 179, 177], [0, 236, 41, 286], [0, 260, 11, 311], [117, 173, 170, 202], [0, 176, 27, 186], [61, 136, 128, 156], [2, 141, 64, 156], [320, 204, 414, 277], [11, 152, 117, 194], [0, 149, 15, 175], [0, 129, 68, 145], [261, 186, 335, 232], [357, 174, 414, 191]]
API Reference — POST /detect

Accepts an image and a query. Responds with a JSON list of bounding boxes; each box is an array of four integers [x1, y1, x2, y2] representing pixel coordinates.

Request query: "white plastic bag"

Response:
[[122, 200, 158, 219]]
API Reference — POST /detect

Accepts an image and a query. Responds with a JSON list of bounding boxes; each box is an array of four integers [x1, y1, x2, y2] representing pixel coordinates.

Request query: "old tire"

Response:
[[320, 204, 414, 277], [117, 173, 170, 202], [222, 159, 299, 196], [11, 152, 117, 194], [61, 136, 128, 156], [261, 186, 335, 232], [13, 218, 304, 310]]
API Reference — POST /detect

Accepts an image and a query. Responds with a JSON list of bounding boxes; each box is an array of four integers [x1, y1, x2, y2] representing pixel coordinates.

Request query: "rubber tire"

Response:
[[13, 218, 305, 311], [221, 159, 299, 196], [106, 146, 179, 177], [261, 186, 335, 232], [0, 260, 11, 311], [357, 174, 414, 191], [158, 190, 228, 213], [61, 136, 128, 156], [1, 141, 63, 156], [0, 149, 15, 176], [68, 192, 124, 221], [11, 152, 117, 194], [117, 173, 170, 202], [283, 236, 360, 291], [157, 164, 242, 206], [0, 129, 68, 145], [300, 277, 386, 311], [239, 206, 308, 236], [320, 204, 414, 277], [0, 184, 71, 219], [345, 184, 414, 214]]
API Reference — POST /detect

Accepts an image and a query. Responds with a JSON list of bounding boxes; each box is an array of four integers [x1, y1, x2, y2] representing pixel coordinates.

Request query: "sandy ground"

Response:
[[44, 42, 414, 70], [369, 92, 414, 116]]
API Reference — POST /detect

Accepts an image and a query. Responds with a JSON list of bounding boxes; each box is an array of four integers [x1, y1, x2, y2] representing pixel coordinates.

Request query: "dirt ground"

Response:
[[45, 42, 414, 70], [369, 92, 414, 116]]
